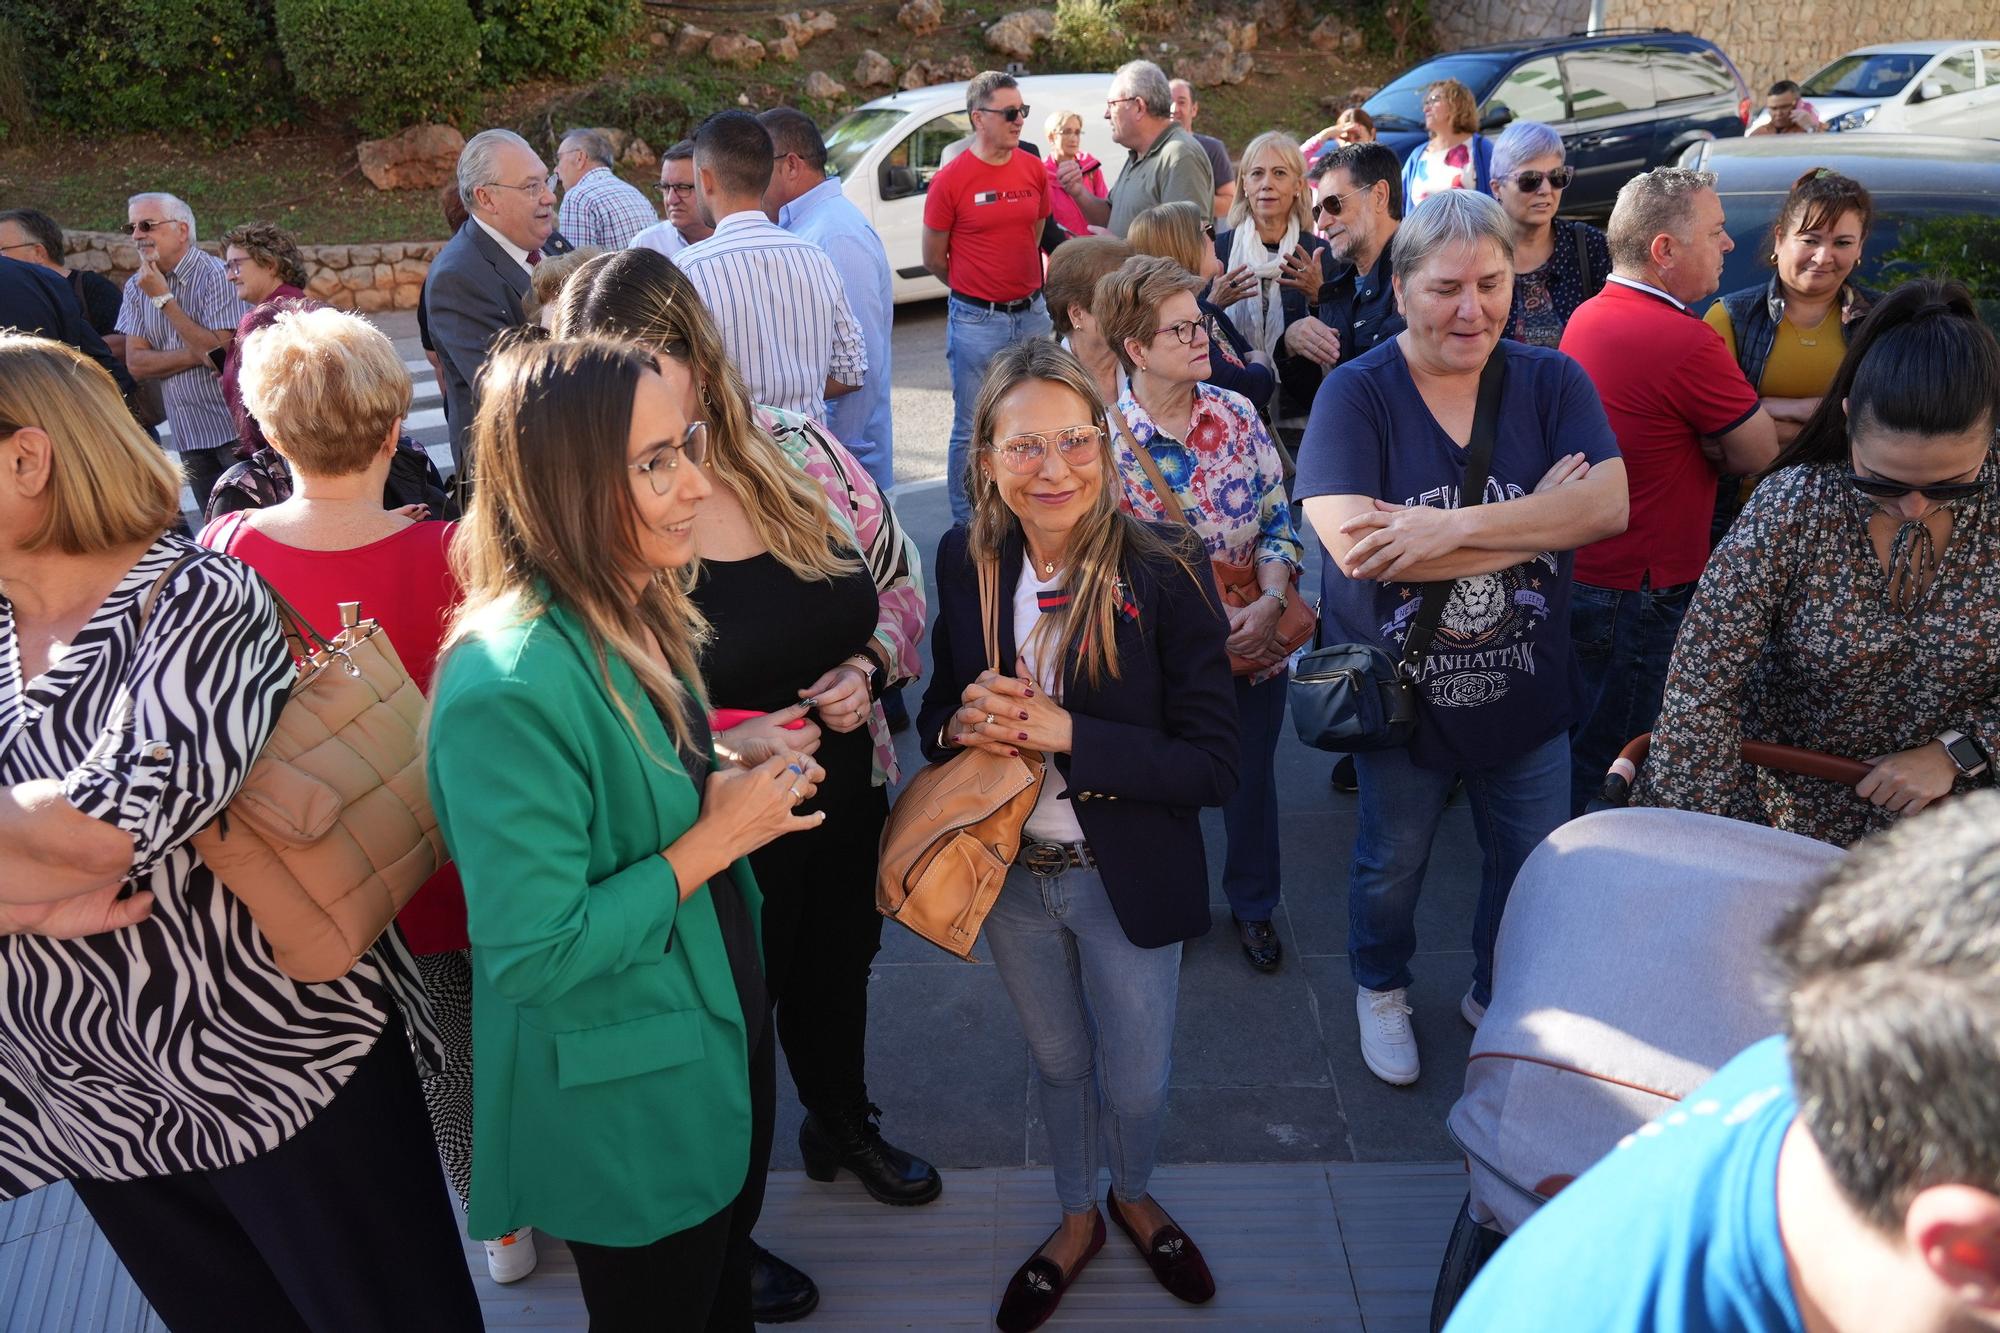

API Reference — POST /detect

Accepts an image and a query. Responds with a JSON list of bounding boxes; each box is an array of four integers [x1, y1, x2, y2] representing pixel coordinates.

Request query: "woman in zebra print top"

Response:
[[0, 334, 480, 1329]]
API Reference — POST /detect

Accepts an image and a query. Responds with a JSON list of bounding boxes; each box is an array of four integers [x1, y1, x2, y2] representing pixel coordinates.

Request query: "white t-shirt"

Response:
[[1013, 563, 1086, 843]]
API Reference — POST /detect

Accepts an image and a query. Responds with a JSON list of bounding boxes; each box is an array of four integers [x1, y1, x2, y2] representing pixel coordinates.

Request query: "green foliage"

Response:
[[4, 0, 291, 137], [274, 0, 481, 136], [474, 0, 643, 85], [1877, 213, 2000, 333], [517, 70, 721, 156], [1048, 0, 1136, 72]]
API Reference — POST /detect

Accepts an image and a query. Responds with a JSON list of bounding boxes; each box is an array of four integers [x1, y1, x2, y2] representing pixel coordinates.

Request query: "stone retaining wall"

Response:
[[1603, 0, 1982, 97], [62, 230, 446, 313]]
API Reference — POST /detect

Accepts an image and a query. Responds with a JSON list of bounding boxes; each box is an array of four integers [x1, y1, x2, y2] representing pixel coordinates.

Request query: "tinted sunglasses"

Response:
[[1846, 469, 1990, 504], [1312, 186, 1370, 220], [1506, 168, 1575, 192], [120, 218, 181, 236], [976, 104, 1032, 123], [988, 426, 1105, 474]]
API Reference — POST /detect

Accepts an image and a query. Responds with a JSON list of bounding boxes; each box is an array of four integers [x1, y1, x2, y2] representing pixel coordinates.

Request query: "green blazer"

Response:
[[427, 599, 762, 1246]]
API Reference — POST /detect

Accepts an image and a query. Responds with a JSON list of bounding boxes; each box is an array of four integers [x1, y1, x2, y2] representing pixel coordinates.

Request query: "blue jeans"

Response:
[[1567, 579, 1694, 817], [945, 294, 1053, 524], [981, 863, 1181, 1214], [1220, 671, 1287, 922], [1349, 730, 1569, 1008]]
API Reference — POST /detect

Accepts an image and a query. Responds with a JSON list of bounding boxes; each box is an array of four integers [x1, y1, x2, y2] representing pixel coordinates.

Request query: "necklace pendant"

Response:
[[1040, 560, 1055, 576]]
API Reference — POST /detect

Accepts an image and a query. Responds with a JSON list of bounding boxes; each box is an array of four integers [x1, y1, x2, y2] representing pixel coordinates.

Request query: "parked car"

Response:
[[1753, 40, 2000, 135], [823, 73, 1120, 304], [1361, 29, 1750, 217], [1678, 133, 2000, 330]]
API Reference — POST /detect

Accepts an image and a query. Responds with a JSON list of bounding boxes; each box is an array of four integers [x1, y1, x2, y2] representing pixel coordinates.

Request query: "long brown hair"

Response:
[[550, 247, 857, 583], [966, 340, 1198, 687], [442, 335, 706, 751]]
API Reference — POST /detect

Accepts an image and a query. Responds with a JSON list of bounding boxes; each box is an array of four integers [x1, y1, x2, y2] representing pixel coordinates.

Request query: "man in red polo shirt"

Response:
[[923, 69, 1053, 524], [1559, 167, 1778, 816]]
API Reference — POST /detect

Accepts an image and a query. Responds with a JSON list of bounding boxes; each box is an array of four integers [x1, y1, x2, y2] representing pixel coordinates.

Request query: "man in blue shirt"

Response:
[[760, 107, 895, 493], [1447, 793, 2000, 1333]]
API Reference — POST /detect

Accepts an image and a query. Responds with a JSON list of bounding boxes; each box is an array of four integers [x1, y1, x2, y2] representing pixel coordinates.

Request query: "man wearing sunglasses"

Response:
[[1305, 143, 1407, 372], [922, 70, 1054, 523], [113, 192, 248, 514], [630, 140, 713, 258]]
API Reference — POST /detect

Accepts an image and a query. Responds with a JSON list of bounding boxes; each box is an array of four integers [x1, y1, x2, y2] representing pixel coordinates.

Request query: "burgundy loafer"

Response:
[[995, 1211, 1105, 1332], [1107, 1190, 1215, 1304]]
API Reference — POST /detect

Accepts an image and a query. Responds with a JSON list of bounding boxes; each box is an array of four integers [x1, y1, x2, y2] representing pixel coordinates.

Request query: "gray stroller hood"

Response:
[[1447, 807, 1843, 1233]]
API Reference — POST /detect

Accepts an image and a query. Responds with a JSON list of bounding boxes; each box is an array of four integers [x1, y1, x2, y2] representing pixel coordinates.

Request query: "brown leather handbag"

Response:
[[876, 559, 1046, 960], [173, 571, 443, 983], [1110, 400, 1315, 675]]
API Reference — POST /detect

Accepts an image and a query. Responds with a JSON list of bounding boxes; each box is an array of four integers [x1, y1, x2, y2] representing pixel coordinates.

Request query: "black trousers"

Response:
[[565, 1025, 776, 1333], [177, 443, 234, 518], [73, 1012, 482, 1333]]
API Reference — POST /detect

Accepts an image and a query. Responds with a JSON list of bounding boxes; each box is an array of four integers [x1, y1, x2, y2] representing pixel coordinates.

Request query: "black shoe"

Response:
[[1330, 755, 1359, 794], [882, 686, 911, 734], [799, 1101, 943, 1205], [995, 1212, 1105, 1332], [749, 1242, 819, 1324], [1107, 1191, 1215, 1305], [1233, 915, 1282, 973]]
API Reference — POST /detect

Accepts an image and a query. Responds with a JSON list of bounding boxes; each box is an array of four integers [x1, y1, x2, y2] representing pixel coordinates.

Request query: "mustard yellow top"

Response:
[[1703, 300, 1848, 399]]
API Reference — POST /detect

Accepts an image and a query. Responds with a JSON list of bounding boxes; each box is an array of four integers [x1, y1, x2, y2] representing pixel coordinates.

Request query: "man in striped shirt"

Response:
[[674, 111, 864, 424], [553, 128, 661, 249]]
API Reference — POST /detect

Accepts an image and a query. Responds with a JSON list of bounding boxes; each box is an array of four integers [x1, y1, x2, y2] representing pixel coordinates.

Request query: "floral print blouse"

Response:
[[756, 404, 925, 785], [1506, 218, 1612, 349], [1635, 458, 2000, 845]]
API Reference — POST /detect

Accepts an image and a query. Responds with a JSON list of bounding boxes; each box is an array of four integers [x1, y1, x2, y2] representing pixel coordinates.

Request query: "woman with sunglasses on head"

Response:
[[1099, 255, 1302, 974], [1488, 122, 1610, 348], [428, 334, 827, 1330], [1636, 281, 2000, 847], [1128, 201, 1275, 414], [920, 340, 1236, 1331]]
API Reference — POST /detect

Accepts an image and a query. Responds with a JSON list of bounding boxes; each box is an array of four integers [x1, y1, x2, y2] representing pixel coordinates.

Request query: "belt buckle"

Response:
[[1019, 841, 1067, 877]]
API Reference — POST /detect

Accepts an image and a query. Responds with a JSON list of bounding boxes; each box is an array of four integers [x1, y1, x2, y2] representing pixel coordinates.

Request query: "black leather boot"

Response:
[[799, 1101, 942, 1205], [749, 1242, 818, 1324]]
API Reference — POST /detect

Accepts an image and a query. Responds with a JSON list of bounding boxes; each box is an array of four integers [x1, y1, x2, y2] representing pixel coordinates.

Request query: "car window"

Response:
[[824, 109, 909, 181], [1802, 52, 1928, 98], [1919, 52, 1978, 100], [1648, 45, 1736, 103], [884, 111, 973, 186], [1488, 56, 1567, 124], [1984, 47, 2000, 87], [1363, 55, 1512, 131], [1564, 46, 1658, 118]]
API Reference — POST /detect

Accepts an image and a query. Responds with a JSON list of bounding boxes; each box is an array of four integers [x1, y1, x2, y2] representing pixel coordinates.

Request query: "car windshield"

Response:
[[1365, 56, 1511, 130], [823, 108, 909, 180], [1801, 52, 1930, 99]]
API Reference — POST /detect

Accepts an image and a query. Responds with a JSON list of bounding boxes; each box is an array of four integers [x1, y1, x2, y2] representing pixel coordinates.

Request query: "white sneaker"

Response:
[[1356, 987, 1420, 1085], [1460, 988, 1487, 1029], [484, 1226, 538, 1284]]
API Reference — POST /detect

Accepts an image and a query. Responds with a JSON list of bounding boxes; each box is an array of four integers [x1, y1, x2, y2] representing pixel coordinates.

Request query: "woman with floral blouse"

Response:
[[1096, 255, 1305, 972], [1636, 281, 2000, 845]]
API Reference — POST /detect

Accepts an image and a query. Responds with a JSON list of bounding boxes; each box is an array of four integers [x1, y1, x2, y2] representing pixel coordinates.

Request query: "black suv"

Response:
[[1362, 30, 1751, 217]]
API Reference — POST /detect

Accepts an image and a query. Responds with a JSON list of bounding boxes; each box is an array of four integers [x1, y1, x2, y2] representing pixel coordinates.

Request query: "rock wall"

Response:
[[62, 230, 445, 314], [1602, 0, 1978, 94], [1432, 0, 1588, 52]]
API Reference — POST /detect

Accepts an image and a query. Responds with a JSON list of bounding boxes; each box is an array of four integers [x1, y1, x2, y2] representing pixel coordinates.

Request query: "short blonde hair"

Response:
[[1044, 109, 1083, 145], [1127, 200, 1209, 278], [0, 333, 181, 554], [526, 245, 606, 321], [1425, 79, 1479, 137], [238, 306, 412, 478], [1094, 253, 1202, 375], [1227, 132, 1313, 236]]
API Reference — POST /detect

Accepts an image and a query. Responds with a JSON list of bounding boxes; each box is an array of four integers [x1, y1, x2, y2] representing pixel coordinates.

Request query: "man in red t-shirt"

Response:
[[922, 70, 1053, 523], [1559, 167, 1778, 815]]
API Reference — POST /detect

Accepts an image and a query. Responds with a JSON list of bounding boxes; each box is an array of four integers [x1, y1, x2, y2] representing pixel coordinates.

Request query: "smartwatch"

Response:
[[1938, 730, 1989, 778]]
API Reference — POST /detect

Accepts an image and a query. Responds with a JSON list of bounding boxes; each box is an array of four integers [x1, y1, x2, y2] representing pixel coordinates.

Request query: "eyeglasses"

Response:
[[1423, 94, 1449, 107], [1505, 167, 1575, 193], [0, 240, 39, 255], [1154, 318, 1210, 346], [660, 181, 696, 196], [1846, 463, 1990, 505], [987, 425, 1106, 474], [975, 104, 1032, 123], [1106, 95, 1141, 112], [223, 259, 250, 276], [1312, 185, 1372, 219], [629, 422, 711, 493], [120, 218, 183, 236], [483, 180, 551, 198]]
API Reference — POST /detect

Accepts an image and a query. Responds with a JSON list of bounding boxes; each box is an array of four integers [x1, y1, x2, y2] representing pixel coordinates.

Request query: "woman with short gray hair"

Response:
[[1294, 188, 1629, 1088], [1488, 121, 1611, 347]]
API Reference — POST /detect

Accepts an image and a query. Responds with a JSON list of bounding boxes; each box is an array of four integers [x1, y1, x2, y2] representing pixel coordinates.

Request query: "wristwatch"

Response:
[[843, 652, 880, 696], [1938, 730, 1989, 778], [148, 291, 174, 311], [1261, 586, 1288, 610]]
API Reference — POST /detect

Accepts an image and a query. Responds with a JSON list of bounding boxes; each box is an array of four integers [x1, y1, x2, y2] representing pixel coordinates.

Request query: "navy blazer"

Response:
[[424, 220, 531, 480], [918, 523, 1240, 948], [1212, 227, 1333, 420]]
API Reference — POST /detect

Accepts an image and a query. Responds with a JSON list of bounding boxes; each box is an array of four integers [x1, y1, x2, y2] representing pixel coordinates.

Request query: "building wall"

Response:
[[1432, 0, 1589, 52]]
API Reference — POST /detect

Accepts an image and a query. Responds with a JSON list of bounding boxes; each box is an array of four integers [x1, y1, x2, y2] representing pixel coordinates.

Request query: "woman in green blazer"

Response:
[[427, 336, 826, 1331]]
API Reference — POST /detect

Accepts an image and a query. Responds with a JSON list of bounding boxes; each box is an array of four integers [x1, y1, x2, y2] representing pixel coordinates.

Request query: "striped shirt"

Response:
[[556, 166, 661, 249], [115, 248, 248, 452], [674, 211, 866, 423], [780, 178, 895, 489]]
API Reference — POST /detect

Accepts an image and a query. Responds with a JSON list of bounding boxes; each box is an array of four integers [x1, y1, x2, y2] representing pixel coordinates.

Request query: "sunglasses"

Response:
[[1505, 167, 1575, 192], [988, 425, 1105, 474], [1312, 185, 1371, 219], [1846, 467, 1990, 505], [628, 422, 711, 493], [976, 104, 1032, 123], [120, 218, 182, 236]]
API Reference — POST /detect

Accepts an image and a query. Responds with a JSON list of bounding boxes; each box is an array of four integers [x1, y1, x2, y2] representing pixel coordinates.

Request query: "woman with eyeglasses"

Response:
[[1044, 109, 1108, 240], [1636, 281, 2000, 847], [919, 340, 1236, 1331], [1403, 79, 1495, 207], [1127, 201, 1275, 415], [1488, 122, 1610, 348], [1097, 255, 1303, 974]]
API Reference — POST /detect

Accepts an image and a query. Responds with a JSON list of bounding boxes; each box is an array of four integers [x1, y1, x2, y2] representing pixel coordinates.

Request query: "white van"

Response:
[[825, 73, 1121, 304]]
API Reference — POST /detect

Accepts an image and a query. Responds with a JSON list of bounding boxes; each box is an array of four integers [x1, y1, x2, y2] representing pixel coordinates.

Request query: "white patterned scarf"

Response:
[[1223, 218, 1298, 377]]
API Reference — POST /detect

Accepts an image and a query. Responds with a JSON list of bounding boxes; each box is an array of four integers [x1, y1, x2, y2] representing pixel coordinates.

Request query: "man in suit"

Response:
[[425, 129, 558, 490]]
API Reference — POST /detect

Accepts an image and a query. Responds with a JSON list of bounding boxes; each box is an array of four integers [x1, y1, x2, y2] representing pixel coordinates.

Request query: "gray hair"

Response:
[[559, 127, 616, 169], [1606, 166, 1717, 274], [1391, 188, 1515, 279], [1490, 121, 1566, 185], [458, 128, 536, 212], [966, 70, 1018, 114], [1113, 60, 1172, 118], [126, 192, 196, 244]]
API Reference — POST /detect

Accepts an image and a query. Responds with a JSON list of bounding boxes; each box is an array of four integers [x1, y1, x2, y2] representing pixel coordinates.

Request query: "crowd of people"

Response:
[[1, 51, 1997, 1333]]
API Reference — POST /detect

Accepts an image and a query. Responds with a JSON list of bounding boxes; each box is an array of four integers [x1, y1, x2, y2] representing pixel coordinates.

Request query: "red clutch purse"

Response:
[[711, 707, 810, 732]]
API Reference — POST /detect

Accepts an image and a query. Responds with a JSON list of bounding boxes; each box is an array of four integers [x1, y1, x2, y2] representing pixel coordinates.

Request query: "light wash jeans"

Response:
[[944, 294, 1053, 525], [980, 863, 1180, 1214]]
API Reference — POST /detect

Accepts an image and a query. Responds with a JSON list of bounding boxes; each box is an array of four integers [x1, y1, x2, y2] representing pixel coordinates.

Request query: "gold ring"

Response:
[[788, 784, 803, 802]]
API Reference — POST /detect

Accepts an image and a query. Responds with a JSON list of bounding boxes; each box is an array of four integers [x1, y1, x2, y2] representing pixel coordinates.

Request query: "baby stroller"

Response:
[[1427, 796, 1847, 1329]]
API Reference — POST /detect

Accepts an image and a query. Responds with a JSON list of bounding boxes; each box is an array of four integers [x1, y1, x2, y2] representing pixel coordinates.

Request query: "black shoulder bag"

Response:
[[1290, 351, 1506, 752]]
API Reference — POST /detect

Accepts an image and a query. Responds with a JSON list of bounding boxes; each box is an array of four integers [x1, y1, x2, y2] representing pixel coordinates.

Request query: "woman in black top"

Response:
[[1489, 122, 1611, 348]]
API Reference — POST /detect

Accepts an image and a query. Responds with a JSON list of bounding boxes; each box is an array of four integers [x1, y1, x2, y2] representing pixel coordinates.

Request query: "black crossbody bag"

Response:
[[1290, 352, 1505, 752]]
